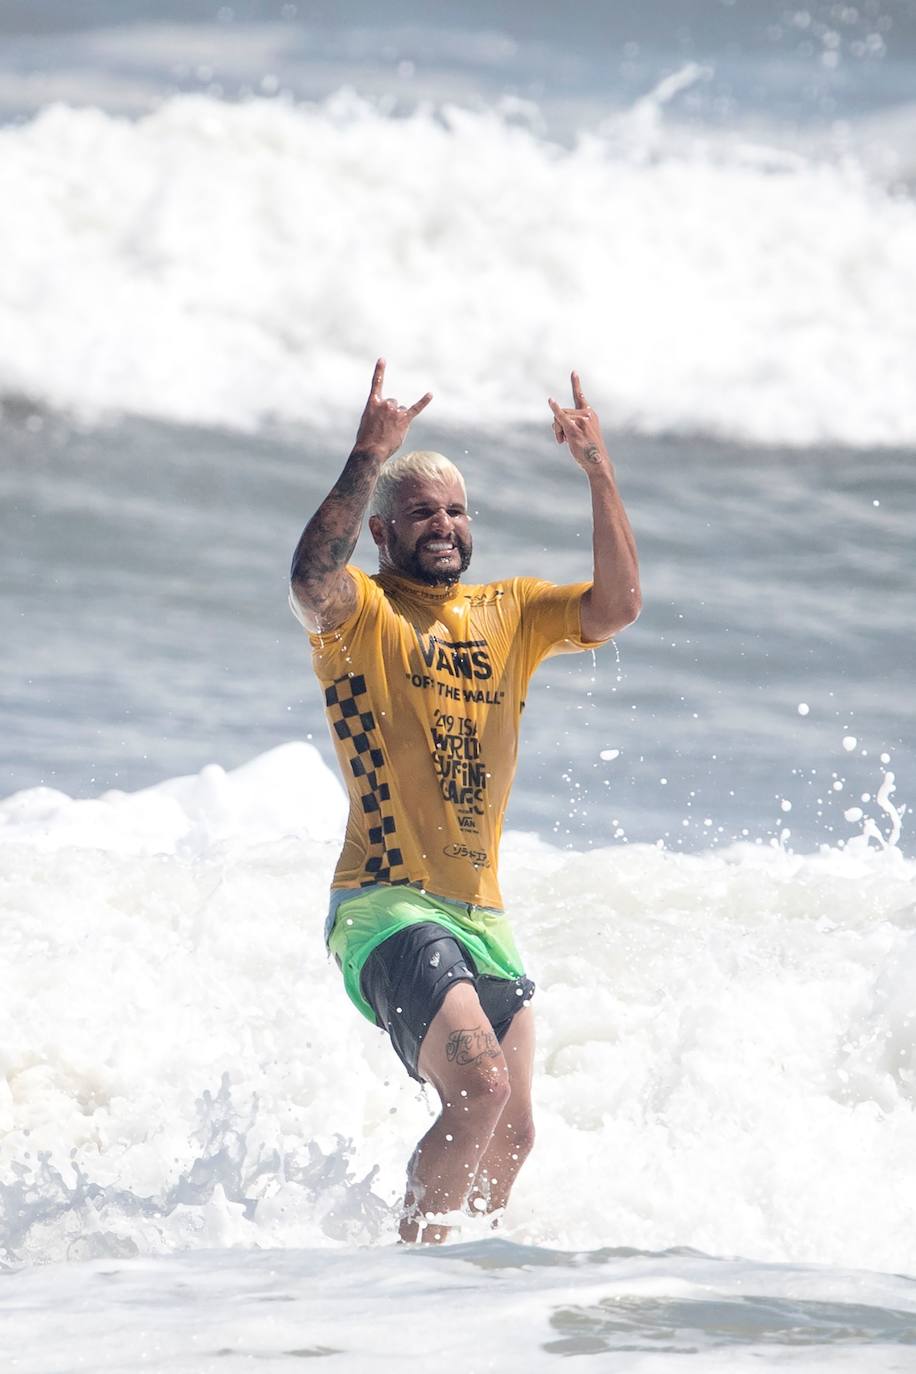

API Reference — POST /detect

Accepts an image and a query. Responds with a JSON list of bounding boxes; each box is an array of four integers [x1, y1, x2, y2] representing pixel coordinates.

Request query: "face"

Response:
[[371, 475, 472, 586]]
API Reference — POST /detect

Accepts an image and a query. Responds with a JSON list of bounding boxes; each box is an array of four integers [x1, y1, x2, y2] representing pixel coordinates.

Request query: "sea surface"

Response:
[[2, 1, 916, 1369]]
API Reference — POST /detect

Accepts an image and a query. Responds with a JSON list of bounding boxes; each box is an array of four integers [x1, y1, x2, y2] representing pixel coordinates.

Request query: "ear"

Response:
[[368, 514, 385, 550]]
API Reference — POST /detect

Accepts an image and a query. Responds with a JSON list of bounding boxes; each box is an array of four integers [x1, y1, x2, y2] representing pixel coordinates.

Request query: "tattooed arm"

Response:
[[290, 358, 432, 632], [548, 372, 641, 642]]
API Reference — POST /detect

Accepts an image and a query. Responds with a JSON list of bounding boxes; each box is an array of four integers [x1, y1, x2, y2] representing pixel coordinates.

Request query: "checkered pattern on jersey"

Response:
[[324, 672, 408, 886]]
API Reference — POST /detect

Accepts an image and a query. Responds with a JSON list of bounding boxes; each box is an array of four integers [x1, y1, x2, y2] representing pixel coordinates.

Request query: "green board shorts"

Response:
[[326, 883, 529, 1027]]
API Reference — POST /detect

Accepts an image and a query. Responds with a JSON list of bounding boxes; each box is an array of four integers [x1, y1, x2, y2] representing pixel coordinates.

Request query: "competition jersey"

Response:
[[291, 566, 602, 910]]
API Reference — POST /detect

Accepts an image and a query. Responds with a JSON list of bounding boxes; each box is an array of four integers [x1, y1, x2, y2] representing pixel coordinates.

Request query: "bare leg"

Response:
[[467, 1006, 535, 1218], [399, 982, 510, 1244]]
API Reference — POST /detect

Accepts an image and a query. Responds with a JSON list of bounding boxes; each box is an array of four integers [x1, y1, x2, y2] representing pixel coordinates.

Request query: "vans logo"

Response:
[[414, 631, 493, 681]]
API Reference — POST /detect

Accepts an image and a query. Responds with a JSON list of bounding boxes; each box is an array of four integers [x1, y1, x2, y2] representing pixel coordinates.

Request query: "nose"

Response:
[[428, 507, 453, 534]]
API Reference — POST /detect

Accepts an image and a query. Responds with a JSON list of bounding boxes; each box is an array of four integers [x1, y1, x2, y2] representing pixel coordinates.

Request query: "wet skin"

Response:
[[369, 475, 473, 587]]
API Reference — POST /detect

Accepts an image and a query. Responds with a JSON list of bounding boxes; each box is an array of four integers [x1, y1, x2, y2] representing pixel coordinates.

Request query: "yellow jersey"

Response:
[[292, 566, 603, 910]]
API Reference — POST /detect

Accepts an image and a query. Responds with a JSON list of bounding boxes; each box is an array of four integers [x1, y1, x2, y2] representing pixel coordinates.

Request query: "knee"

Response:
[[446, 1064, 511, 1126]]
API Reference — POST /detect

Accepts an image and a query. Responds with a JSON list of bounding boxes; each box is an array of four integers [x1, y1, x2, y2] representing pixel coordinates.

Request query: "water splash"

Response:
[[850, 771, 906, 852], [0, 1076, 391, 1266]]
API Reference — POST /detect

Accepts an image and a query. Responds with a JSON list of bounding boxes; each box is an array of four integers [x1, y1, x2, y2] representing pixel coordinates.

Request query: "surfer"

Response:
[[289, 359, 640, 1242]]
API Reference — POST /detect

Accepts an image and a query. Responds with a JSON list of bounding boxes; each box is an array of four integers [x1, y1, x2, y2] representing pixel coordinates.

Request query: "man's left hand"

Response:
[[548, 373, 611, 474]]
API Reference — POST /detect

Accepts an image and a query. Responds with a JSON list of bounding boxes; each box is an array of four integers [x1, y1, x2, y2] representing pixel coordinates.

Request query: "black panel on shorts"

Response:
[[359, 921, 535, 1082]]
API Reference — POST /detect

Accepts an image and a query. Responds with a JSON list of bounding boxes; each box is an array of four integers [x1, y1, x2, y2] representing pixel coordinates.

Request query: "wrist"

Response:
[[349, 445, 388, 465], [582, 453, 616, 482]]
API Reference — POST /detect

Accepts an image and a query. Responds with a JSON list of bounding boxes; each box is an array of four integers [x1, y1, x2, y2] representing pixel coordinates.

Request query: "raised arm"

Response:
[[290, 359, 432, 632], [548, 372, 641, 642]]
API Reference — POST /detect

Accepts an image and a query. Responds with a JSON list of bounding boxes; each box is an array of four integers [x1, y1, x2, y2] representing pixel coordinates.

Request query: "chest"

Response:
[[383, 596, 521, 720]]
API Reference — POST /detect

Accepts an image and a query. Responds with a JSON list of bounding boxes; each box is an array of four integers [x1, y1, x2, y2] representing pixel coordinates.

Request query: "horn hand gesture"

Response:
[[548, 372, 611, 473], [353, 358, 433, 463]]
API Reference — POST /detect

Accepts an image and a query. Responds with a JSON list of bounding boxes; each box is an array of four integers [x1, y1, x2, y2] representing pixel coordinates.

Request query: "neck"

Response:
[[377, 567, 460, 600]]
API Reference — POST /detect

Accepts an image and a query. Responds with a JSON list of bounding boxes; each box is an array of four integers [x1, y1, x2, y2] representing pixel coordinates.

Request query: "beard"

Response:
[[386, 530, 473, 586]]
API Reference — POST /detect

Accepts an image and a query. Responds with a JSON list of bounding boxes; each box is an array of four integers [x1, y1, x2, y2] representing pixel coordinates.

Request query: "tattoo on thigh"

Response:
[[445, 1026, 501, 1067]]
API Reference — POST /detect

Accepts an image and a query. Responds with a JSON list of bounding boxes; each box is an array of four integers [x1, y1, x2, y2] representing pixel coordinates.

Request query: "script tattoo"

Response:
[[445, 1026, 501, 1067]]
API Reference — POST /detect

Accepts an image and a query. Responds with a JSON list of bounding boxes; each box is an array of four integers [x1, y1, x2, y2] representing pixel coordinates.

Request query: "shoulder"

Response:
[[491, 576, 561, 612], [295, 564, 384, 642], [457, 580, 514, 609]]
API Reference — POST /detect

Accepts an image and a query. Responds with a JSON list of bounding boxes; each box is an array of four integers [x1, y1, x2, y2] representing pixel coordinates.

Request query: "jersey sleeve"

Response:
[[287, 566, 377, 641], [515, 576, 611, 669]]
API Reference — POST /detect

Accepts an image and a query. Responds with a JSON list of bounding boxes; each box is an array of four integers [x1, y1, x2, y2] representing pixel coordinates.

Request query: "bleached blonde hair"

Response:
[[370, 451, 467, 523]]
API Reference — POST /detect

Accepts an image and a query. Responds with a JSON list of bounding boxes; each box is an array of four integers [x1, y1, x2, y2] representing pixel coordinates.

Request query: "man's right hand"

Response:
[[290, 359, 432, 633], [352, 358, 433, 462]]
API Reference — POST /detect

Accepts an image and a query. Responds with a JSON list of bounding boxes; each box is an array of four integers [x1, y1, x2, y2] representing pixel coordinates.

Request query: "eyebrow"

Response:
[[406, 502, 466, 514]]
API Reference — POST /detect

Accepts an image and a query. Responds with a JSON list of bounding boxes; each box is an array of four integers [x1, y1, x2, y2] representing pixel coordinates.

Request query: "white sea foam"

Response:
[[2, 91, 916, 445], [1, 743, 915, 1274]]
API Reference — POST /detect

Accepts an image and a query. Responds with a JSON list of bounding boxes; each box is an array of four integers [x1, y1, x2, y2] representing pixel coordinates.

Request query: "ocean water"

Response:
[[2, 747, 916, 1368], [2, 1, 916, 1367]]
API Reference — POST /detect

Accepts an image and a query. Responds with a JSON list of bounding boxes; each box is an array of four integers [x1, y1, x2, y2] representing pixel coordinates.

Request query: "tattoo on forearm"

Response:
[[445, 1026, 501, 1067], [583, 443, 601, 464], [290, 451, 381, 614]]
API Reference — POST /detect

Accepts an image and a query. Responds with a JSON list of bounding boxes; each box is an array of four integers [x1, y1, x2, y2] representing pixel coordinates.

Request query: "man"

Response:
[[289, 359, 640, 1242]]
